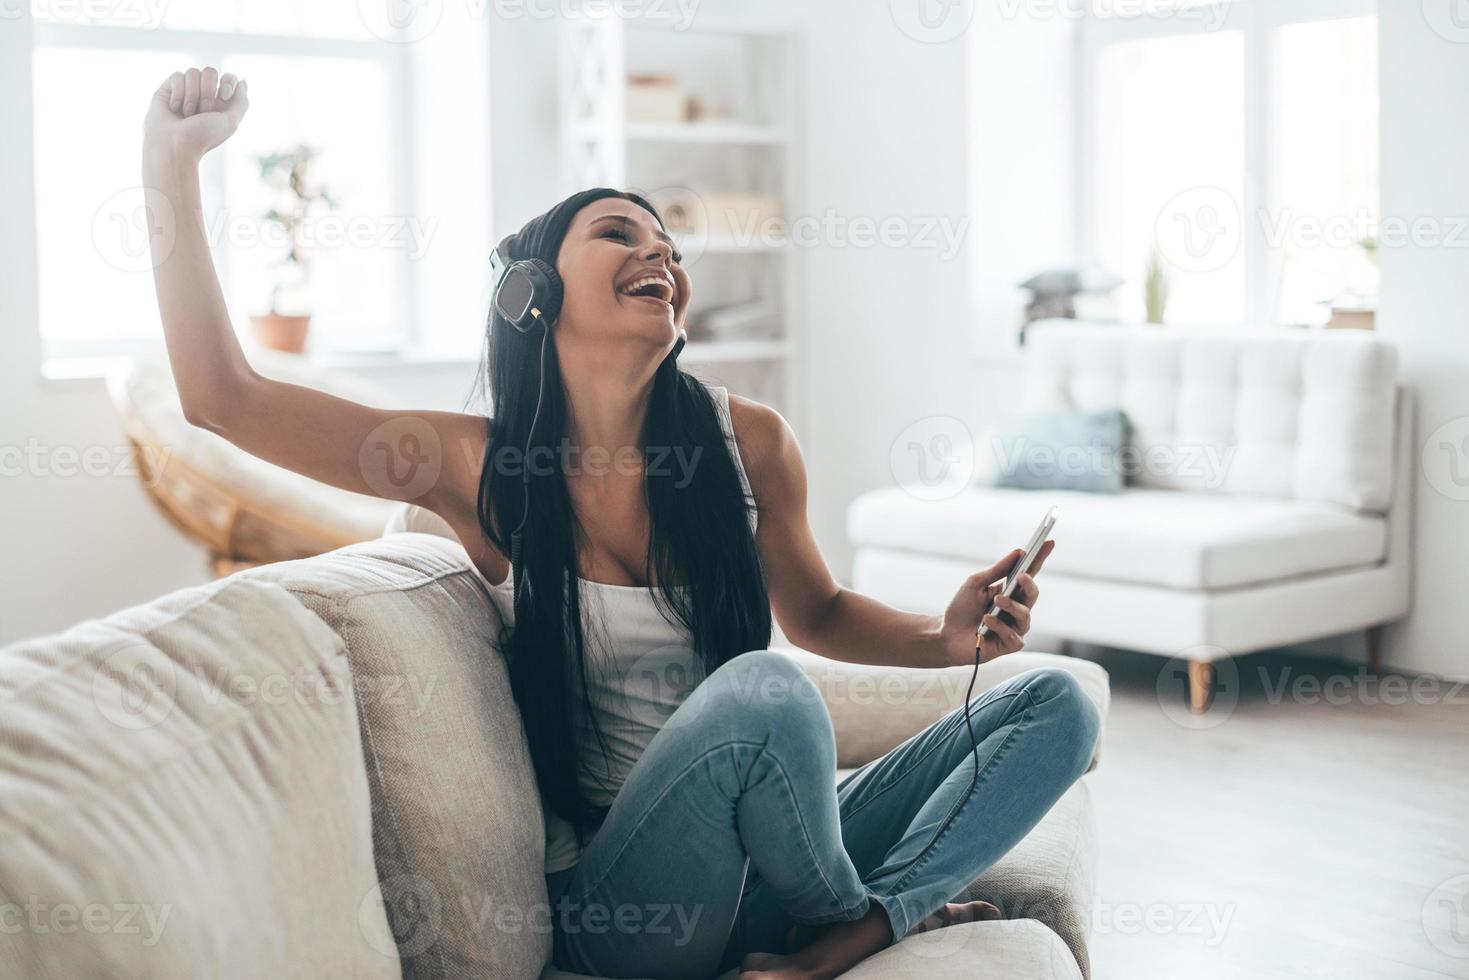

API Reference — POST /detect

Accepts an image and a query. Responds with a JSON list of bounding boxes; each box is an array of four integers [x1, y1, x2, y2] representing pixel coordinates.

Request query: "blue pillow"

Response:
[[986, 409, 1129, 493]]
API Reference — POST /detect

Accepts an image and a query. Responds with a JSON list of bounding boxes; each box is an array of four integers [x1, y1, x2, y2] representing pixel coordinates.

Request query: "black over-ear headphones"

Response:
[[490, 235, 564, 333]]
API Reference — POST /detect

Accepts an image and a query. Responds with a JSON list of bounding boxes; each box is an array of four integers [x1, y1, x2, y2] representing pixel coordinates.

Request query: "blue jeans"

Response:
[[544, 649, 1100, 979]]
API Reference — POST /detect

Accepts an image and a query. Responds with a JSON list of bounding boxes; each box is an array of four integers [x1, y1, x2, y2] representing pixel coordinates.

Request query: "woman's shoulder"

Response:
[[724, 394, 802, 502]]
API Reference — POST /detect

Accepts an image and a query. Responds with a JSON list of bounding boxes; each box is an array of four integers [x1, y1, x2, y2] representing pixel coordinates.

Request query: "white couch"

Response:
[[0, 530, 1110, 980], [849, 321, 1410, 712]]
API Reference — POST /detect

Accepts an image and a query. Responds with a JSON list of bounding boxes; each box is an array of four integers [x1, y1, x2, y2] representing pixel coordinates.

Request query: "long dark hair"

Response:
[[475, 188, 772, 849]]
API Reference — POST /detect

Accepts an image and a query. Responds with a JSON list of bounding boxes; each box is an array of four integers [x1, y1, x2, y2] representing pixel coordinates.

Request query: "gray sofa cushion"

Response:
[[247, 533, 548, 980], [814, 918, 1082, 980], [0, 577, 395, 980]]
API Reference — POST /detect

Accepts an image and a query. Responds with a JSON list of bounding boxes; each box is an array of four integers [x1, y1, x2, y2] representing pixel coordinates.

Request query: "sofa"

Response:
[[849, 321, 1410, 713], [0, 527, 1110, 980]]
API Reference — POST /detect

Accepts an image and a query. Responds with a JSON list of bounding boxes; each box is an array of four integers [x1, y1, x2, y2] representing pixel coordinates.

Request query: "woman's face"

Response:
[[553, 197, 692, 353]]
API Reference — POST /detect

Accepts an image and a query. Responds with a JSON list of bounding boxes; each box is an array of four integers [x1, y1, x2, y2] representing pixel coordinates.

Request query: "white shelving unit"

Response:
[[558, 15, 803, 426]]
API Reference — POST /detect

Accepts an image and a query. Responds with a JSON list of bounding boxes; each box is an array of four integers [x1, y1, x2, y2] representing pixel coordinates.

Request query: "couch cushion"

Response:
[[1020, 322, 1398, 511], [848, 486, 1387, 590], [0, 578, 396, 980], [988, 409, 1129, 494], [548, 916, 1083, 980], [246, 533, 548, 980], [779, 648, 1109, 774]]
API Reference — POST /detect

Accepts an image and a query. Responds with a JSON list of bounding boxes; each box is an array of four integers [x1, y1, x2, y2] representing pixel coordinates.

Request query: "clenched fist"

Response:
[[144, 66, 249, 162]]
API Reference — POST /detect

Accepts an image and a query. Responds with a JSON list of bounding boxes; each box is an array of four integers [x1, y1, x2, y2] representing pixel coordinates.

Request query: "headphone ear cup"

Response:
[[494, 258, 564, 333], [528, 258, 564, 325]]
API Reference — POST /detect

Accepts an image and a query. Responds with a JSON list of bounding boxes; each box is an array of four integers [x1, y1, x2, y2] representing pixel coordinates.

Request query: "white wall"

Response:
[[797, 3, 978, 577], [1375, 6, 1469, 678], [967, 6, 1079, 347]]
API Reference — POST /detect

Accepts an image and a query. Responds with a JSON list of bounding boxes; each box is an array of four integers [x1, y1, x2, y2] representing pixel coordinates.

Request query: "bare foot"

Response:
[[904, 899, 1004, 937], [739, 903, 893, 979]]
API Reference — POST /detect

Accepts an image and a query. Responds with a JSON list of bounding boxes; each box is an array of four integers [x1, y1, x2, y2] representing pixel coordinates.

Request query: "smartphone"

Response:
[[977, 505, 1059, 640]]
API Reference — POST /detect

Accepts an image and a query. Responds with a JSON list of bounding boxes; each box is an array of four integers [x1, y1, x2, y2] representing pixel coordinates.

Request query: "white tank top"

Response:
[[488, 386, 758, 874]]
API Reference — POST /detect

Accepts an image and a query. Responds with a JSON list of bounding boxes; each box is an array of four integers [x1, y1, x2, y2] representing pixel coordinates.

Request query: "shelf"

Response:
[[624, 121, 788, 145], [680, 339, 789, 363]]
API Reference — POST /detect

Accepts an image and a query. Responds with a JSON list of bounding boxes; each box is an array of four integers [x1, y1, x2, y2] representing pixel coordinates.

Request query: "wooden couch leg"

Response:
[[1366, 625, 1385, 673], [1188, 659, 1214, 714]]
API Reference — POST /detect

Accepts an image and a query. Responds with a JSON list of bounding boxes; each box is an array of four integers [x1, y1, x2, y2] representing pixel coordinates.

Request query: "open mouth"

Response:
[[617, 272, 676, 308]]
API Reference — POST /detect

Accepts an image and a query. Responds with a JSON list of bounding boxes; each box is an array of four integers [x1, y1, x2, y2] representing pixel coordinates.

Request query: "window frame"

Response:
[[1078, 0, 1379, 326], [27, 16, 418, 361]]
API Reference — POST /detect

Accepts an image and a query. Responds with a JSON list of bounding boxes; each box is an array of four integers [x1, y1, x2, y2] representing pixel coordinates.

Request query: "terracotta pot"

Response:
[[249, 313, 311, 354]]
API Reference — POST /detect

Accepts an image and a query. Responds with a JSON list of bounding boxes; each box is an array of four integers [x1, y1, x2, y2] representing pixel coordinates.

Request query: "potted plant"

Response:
[[1359, 235, 1379, 267], [248, 143, 339, 353]]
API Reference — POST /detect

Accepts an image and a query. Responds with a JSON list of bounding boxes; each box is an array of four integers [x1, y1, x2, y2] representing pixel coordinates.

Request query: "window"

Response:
[[26, 2, 489, 360], [1082, 0, 1379, 326]]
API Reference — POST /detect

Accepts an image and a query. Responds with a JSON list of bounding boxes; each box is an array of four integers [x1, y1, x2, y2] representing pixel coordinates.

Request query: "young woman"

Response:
[[142, 67, 1100, 980]]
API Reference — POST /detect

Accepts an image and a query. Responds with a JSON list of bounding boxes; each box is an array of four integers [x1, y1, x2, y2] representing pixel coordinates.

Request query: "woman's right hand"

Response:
[[143, 66, 249, 162]]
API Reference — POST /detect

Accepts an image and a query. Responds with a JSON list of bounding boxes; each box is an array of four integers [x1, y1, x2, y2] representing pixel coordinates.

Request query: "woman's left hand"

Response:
[[937, 540, 1053, 666]]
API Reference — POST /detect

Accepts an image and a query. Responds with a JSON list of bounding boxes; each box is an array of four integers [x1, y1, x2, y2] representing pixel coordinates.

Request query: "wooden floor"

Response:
[[1077, 646, 1469, 980]]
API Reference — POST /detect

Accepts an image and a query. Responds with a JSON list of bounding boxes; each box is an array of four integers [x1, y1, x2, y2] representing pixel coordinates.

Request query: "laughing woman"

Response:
[[142, 67, 1100, 980]]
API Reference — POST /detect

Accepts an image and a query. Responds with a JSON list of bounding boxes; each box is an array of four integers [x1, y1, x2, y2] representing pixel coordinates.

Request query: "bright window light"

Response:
[[1272, 15, 1380, 325], [1093, 30, 1247, 324]]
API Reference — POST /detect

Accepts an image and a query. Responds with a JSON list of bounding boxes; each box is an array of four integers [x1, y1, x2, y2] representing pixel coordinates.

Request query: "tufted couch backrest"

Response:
[[1020, 321, 1400, 511]]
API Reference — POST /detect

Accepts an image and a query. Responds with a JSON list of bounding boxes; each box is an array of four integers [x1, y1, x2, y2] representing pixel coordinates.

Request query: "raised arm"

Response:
[[140, 66, 490, 551], [731, 395, 1051, 670]]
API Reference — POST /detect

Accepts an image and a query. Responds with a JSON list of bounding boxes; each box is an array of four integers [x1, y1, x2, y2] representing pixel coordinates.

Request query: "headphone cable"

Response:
[[882, 625, 987, 883], [510, 319, 552, 606]]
